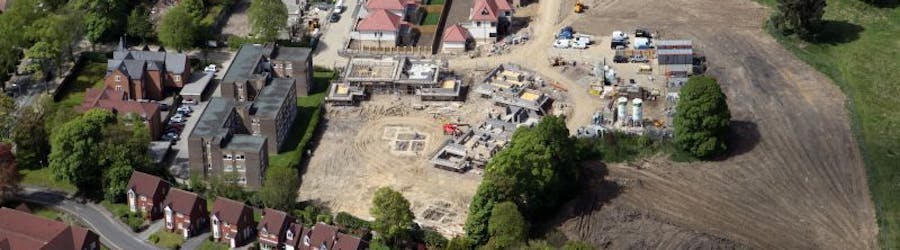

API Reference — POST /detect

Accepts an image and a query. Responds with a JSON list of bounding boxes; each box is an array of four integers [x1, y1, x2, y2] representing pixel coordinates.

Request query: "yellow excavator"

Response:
[[574, 1, 585, 13]]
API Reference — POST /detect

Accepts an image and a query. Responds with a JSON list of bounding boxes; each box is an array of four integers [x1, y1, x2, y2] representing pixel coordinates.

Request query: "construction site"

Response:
[[297, 0, 878, 247]]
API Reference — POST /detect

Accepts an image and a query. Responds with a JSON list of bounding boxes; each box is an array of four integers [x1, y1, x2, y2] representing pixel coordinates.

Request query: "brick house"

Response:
[[211, 197, 256, 248], [257, 208, 295, 250], [0, 208, 101, 250], [162, 188, 209, 239], [80, 88, 163, 139], [126, 171, 171, 220], [284, 223, 367, 250], [104, 46, 190, 101]]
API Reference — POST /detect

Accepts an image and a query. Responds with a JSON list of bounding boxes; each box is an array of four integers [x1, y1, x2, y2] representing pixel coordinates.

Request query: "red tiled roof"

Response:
[[81, 87, 160, 119], [0, 208, 97, 250], [127, 171, 170, 199], [443, 25, 471, 42], [164, 188, 205, 216], [470, 0, 499, 21], [257, 208, 292, 236], [365, 0, 404, 10], [357, 9, 402, 31], [211, 197, 252, 224]]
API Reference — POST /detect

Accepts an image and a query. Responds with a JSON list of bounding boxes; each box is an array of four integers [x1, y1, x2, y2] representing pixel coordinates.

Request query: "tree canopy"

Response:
[[158, 5, 198, 51], [465, 116, 580, 244], [673, 76, 731, 158], [485, 201, 528, 249], [771, 0, 827, 38], [258, 165, 301, 211], [71, 0, 128, 43], [127, 7, 155, 43], [12, 105, 50, 169], [0, 143, 22, 204], [181, 0, 207, 19], [0, 95, 15, 143], [370, 186, 414, 245], [248, 0, 288, 41]]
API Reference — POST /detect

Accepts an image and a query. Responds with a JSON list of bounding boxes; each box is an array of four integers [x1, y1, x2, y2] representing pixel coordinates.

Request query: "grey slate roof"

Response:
[[223, 44, 268, 84], [112, 50, 188, 74], [251, 78, 295, 118], [225, 135, 267, 152], [271, 47, 312, 62], [123, 60, 146, 80], [190, 97, 236, 139]]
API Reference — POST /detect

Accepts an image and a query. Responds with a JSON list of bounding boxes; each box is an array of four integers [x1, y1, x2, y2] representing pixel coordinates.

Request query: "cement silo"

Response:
[[632, 98, 643, 125], [617, 97, 628, 123]]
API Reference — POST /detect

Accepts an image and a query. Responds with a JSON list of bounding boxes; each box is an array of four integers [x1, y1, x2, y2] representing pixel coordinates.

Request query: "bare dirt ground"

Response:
[[298, 94, 494, 236], [544, 0, 878, 248]]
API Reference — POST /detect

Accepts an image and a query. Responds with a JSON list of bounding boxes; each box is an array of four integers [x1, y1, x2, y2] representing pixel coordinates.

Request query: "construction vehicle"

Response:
[[549, 56, 565, 66], [574, 0, 585, 13], [443, 123, 470, 136]]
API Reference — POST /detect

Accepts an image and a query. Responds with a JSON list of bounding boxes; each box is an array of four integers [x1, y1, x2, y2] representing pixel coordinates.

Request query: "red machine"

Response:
[[443, 123, 469, 136]]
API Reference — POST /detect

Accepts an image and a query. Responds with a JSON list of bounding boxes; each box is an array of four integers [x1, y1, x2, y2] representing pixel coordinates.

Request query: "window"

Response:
[[286, 230, 293, 240], [115, 75, 121, 82], [224, 154, 233, 160], [286, 63, 292, 69], [174, 75, 181, 82], [236, 155, 245, 160]]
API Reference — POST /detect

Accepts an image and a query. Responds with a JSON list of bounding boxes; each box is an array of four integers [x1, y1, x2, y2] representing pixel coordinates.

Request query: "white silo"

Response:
[[632, 98, 643, 125], [617, 97, 628, 123]]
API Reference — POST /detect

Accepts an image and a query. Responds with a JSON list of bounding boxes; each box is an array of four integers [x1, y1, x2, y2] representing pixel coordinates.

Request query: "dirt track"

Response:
[[545, 0, 878, 248]]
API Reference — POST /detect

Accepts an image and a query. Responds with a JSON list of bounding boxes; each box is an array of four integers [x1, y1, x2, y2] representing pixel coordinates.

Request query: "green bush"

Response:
[[335, 212, 371, 230], [227, 36, 265, 50], [123, 213, 145, 232], [149, 234, 160, 243], [316, 214, 333, 225]]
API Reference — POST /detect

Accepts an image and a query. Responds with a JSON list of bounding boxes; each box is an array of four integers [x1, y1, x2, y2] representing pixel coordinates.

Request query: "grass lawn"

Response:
[[422, 11, 442, 26], [150, 229, 186, 250], [268, 71, 335, 169], [100, 200, 131, 217], [20, 168, 77, 193], [197, 240, 230, 250], [757, 0, 900, 247], [31, 204, 63, 220], [427, 0, 445, 4]]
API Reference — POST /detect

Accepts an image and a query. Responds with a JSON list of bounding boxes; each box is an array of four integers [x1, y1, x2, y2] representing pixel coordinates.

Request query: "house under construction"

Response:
[[326, 57, 463, 105], [474, 64, 552, 115]]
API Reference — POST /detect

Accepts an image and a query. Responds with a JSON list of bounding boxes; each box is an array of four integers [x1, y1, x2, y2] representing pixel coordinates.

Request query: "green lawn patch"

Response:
[[149, 229, 186, 250], [422, 11, 442, 26], [268, 71, 335, 170], [100, 200, 145, 232], [31, 204, 63, 220], [757, 0, 900, 247], [198, 239, 230, 250], [20, 168, 77, 193], [427, 0, 445, 4]]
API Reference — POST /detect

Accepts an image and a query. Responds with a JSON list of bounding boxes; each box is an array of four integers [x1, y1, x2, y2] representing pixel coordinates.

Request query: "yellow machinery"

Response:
[[574, 1, 585, 13]]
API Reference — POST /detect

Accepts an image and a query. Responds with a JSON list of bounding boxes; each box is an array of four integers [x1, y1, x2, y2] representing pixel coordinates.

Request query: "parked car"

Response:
[[571, 41, 588, 49], [329, 13, 340, 23], [182, 98, 198, 105], [630, 55, 649, 63], [177, 105, 192, 113], [573, 35, 592, 45], [553, 39, 571, 48], [611, 40, 627, 49], [162, 132, 179, 142], [204, 64, 217, 73], [167, 123, 185, 130], [613, 55, 628, 63], [170, 114, 185, 123]]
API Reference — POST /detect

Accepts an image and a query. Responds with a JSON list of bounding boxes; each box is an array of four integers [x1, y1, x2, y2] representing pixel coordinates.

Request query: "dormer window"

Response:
[[481, 8, 489, 15], [286, 230, 293, 240], [261, 227, 268, 236], [321, 243, 327, 250], [303, 235, 310, 245], [174, 75, 181, 82]]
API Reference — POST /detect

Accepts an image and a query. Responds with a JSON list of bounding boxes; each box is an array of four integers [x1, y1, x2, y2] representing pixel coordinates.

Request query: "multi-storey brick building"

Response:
[[211, 197, 256, 248], [188, 98, 269, 189], [162, 188, 209, 239], [126, 171, 171, 220], [257, 208, 295, 250]]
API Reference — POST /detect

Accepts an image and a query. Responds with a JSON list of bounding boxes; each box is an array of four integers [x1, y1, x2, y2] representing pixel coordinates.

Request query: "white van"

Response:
[[333, 0, 345, 13]]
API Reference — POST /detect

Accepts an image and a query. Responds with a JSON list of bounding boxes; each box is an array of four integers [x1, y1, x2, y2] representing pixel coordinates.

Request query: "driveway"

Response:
[[312, 0, 360, 68], [169, 100, 211, 182], [16, 187, 159, 250]]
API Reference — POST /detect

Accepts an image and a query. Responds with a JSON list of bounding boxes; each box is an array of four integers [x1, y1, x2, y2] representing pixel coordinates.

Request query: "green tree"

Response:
[[24, 41, 60, 81], [0, 95, 15, 143], [248, 0, 288, 41], [12, 106, 50, 169], [48, 109, 116, 193], [465, 116, 580, 244], [258, 165, 301, 211], [158, 5, 198, 51], [771, 0, 827, 38], [99, 117, 153, 202], [370, 186, 414, 245], [444, 236, 473, 250], [208, 174, 249, 201], [520, 240, 553, 250], [485, 202, 527, 249], [181, 0, 207, 19], [71, 0, 127, 43], [0, 143, 22, 204], [127, 7, 155, 43], [673, 76, 731, 158], [563, 241, 595, 250]]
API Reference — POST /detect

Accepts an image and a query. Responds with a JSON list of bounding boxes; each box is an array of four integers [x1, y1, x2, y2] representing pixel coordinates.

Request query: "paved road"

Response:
[[312, 0, 360, 68], [16, 187, 159, 250]]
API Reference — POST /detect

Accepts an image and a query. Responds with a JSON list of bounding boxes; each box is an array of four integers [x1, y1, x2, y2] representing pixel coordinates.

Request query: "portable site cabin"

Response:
[[633, 37, 651, 49]]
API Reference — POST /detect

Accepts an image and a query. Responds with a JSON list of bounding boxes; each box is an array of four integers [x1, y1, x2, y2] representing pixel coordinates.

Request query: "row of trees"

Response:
[[157, 0, 288, 51]]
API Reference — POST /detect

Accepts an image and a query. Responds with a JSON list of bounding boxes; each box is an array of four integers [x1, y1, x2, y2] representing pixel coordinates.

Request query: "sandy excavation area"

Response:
[[298, 93, 496, 236], [546, 0, 878, 249]]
